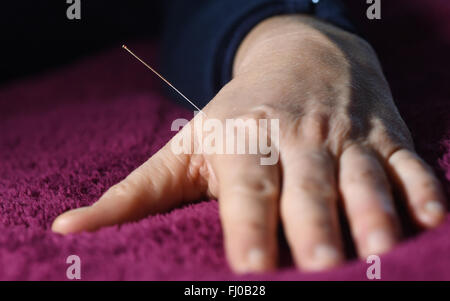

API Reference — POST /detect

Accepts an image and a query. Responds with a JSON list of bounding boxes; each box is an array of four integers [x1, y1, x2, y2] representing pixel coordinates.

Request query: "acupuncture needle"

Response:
[[122, 45, 205, 115]]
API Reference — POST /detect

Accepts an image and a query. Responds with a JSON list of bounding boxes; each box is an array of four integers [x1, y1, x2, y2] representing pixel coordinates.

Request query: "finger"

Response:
[[339, 145, 400, 258], [280, 147, 344, 271], [387, 149, 446, 228], [212, 154, 280, 273], [52, 144, 199, 234]]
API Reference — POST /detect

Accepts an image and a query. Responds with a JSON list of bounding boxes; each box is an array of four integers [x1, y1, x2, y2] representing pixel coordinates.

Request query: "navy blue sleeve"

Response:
[[161, 0, 355, 108]]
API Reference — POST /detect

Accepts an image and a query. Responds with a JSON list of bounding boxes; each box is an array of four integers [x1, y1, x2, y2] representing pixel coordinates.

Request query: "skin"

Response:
[[52, 15, 447, 273]]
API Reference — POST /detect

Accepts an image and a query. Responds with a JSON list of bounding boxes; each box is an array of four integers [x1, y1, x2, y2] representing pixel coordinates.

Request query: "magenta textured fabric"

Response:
[[1, 0, 450, 280]]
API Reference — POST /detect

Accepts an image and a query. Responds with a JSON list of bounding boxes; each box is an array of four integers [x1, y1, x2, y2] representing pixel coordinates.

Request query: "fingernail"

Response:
[[367, 230, 395, 255], [419, 200, 445, 225], [247, 248, 266, 271]]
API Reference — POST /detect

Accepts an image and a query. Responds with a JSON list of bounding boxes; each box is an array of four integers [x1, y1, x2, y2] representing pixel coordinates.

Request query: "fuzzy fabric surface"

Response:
[[0, 0, 450, 280]]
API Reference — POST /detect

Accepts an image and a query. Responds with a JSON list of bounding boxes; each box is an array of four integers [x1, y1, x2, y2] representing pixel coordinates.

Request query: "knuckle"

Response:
[[236, 112, 264, 123], [351, 166, 385, 187], [341, 145, 387, 185], [341, 161, 382, 185], [234, 176, 278, 201], [108, 181, 133, 198], [298, 176, 324, 193], [300, 112, 329, 143], [356, 168, 377, 183], [107, 170, 149, 199], [227, 113, 262, 133], [298, 177, 337, 201], [244, 219, 270, 233], [370, 127, 396, 146], [248, 104, 278, 119], [305, 211, 333, 230]]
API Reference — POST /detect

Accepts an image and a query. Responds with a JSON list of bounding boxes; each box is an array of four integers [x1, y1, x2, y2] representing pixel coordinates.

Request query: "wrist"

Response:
[[233, 15, 378, 81]]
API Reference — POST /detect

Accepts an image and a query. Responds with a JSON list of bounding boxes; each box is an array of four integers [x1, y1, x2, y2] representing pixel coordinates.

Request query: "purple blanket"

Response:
[[1, 0, 450, 280]]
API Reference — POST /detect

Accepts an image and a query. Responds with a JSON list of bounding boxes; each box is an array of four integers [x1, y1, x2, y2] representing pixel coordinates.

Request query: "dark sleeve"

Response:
[[161, 0, 355, 108]]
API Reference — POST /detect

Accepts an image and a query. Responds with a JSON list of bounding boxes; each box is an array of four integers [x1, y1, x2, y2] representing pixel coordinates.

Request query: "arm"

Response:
[[160, 0, 355, 107]]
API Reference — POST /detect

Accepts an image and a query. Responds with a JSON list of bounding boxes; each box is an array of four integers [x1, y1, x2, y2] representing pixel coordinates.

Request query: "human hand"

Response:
[[52, 15, 446, 273]]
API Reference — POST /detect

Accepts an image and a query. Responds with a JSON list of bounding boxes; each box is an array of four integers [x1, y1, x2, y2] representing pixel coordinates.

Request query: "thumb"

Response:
[[52, 136, 201, 234]]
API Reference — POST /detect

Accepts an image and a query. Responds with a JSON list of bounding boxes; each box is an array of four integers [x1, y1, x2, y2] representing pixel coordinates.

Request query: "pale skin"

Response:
[[52, 15, 447, 273]]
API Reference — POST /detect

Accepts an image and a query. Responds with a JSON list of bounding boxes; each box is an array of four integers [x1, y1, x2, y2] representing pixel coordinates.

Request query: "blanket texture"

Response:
[[1, 0, 450, 280]]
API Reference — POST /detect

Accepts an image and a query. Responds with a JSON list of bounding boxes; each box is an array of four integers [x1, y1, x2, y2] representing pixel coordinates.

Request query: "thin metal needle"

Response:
[[122, 45, 205, 115]]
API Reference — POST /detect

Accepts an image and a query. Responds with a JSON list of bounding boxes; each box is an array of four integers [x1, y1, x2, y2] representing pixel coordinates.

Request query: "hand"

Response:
[[52, 15, 446, 273]]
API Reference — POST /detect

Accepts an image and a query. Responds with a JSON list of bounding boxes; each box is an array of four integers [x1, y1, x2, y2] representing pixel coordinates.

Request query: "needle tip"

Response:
[[122, 45, 127, 50]]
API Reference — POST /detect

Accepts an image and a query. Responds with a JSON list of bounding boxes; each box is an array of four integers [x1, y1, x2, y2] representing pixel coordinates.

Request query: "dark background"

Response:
[[0, 1, 164, 86], [0, 1, 375, 88]]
